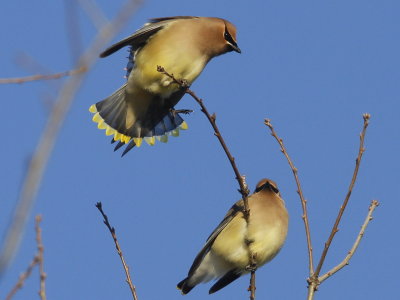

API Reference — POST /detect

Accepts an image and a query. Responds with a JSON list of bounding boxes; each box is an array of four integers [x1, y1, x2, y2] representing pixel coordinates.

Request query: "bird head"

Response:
[[199, 18, 241, 57], [254, 179, 280, 194]]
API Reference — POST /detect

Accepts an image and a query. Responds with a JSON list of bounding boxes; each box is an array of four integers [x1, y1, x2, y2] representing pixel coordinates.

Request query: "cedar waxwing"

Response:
[[177, 179, 288, 294], [89, 16, 240, 156]]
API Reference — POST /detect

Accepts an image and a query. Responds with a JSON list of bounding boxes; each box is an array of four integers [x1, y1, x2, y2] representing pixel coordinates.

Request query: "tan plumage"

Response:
[[89, 16, 240, 156], [177, 179, 289, 294]]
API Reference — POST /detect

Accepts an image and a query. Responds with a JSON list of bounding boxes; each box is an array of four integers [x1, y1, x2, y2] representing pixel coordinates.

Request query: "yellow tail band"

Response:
[[89, 105, 188, 147]]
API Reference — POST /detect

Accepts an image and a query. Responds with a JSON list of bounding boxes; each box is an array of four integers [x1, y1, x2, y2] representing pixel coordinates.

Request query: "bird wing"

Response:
[[99, 16, 198, 58], [187, 200, 244, 275]]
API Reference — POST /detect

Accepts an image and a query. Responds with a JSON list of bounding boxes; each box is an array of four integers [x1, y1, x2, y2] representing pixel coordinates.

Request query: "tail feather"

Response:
[[89, 84, 188, 155], [113, 141, 125, 151], [209, 270, 241, 294], [177, 278, 195, 295], [122, 140, 136, 157]]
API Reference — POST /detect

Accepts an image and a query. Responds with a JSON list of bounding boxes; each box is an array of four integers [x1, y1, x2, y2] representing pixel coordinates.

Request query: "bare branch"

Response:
[[157, 66, 255, 298], [0, 67, 86, 84], [65, 0, 84, 62], [35, 216, 47, 300], [95, 202, 139, 300], [264, 119, 314, 275], [157, 66, 251, 215], [0, 0, 143, 275], [319, 200, 379, 283], [247, 253, 257, 300], [77, 0, 109, 30], [314, 113, 371, 277], [5, 258, 39, 300], [5, 216, 45, 300]]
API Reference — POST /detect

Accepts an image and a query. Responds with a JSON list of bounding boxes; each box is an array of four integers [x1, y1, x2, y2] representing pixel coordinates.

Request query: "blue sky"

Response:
[[1, 0, 399, 299]]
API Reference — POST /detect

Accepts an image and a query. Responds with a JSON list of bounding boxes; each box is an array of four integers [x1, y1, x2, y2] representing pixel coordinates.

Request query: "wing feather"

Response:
[[187, 201, 244, 276], [99, 16, 198, 58]]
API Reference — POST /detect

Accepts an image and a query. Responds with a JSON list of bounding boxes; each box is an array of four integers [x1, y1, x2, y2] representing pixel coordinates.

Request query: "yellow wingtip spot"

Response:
[[97, 120, 107, 130], [180, 121, 188, 130], [157, 135, 168, 143], [92, 112, 102, 123], [114, 132, 122, 141], [105, 126, 115, 136], [144, 136, 156, 146], [122, 135, 131, 144], [89, 104, 97, 113], [133, 138, 143, 147], [171, 128, 180, 137]]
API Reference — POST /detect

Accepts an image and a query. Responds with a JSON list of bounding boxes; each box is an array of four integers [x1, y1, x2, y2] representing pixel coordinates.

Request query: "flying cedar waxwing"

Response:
[[89, 16, 240, 156], [177, 179, 288, 294]]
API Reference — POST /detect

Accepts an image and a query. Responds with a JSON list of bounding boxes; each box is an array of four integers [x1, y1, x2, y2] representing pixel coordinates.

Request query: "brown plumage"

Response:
[[177, 179, 289, 294], [89, 16, 240, 155]]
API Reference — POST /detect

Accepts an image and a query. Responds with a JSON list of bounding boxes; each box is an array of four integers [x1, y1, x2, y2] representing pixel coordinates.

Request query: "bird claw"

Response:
[[179, 79, 190, 88], [170, 108, 193, 116], [245, 264, 257, 272]]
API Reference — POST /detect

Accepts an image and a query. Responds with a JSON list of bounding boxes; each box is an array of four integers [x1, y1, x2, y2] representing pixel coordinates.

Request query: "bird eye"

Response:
[[270, 185, 280, 194], [255, 182, 280, 194], [224, 30, 234, 44]]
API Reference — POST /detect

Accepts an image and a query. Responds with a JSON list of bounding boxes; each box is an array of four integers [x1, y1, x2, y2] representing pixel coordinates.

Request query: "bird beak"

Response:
[[230, 43, 241, 53], [227, 41, 241, 53]]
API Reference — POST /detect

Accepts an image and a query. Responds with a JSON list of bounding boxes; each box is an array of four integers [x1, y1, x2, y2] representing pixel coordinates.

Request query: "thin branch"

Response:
[[264, 119, 314, 275], [35, 216, 47, 300], [306, 284, 316, 300], [247, 253, 257, 300], [314, 113, 371, 277], [77, 0, 109, 30], [5, 216, 44, 300], [5, 258, 39, 300], [319, 200, 379, 283], [0, 67, 86, 84], [95, 202, 139, 300], [156, 66, 255, 298], [249, 272, 256, 300], [0, 0, 143, 276], [65, 0, 84, 63], [157, 66, 251, 215]]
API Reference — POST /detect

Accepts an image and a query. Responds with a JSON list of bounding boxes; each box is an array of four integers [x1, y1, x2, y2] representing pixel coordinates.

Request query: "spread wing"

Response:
[[99, 16, 198, 58], [187, 200, 244, 276]]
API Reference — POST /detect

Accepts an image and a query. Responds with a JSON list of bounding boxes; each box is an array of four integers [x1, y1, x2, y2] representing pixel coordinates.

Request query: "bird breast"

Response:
[[129, 23, 209, 97], [247, 199, 289, 266]]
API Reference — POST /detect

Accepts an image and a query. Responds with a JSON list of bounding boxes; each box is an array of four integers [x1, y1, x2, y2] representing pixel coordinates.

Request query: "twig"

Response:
[[156, 66, 251, 215], [5, 258, 39, 300], [249, 271, 256, 300], [0, 0, 143, 276], [5, 215, 45, 300], [157, 66, 256, 298], [247, 253, 257, 300], [77, 0, 109, 30], [319, 200, 379, 283], [65, 0, 84, 63], [35, 216, 47, 300], [314, 113, 371, 278], [95, 202, 139, 300], [264, 119, 314, 275], [0, 67, 86, 84]]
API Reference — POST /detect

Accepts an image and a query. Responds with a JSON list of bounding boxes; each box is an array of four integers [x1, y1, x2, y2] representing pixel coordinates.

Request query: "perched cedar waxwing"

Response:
[[89, 16, 240, 156], [177, 179, 288, 294]]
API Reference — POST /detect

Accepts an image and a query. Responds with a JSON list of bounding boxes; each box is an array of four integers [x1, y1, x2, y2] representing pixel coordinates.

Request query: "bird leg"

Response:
[[245, 253, 258, 272], [170, 108, 194, 116]]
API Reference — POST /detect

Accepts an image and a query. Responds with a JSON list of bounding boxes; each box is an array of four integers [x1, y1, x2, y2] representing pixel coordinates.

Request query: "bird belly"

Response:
[[248, 222, 288, 267], [187, 251, 233, 286]]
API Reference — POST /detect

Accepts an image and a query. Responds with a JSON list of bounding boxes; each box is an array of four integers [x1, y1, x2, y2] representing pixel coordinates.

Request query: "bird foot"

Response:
[[245, 264, 257, 272], [170, 109, 194, 116]]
